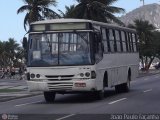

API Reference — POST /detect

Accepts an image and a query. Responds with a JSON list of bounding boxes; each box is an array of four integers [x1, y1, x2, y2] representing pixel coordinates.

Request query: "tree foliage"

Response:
[[17, 0, 125, 31], [59, 5, 76, 18], [128, 19, 157, 70], [67, 0, 125, 25], [0, 39, 24, 68], [17, 0, 59, 31], [153, 31, 160, 60]]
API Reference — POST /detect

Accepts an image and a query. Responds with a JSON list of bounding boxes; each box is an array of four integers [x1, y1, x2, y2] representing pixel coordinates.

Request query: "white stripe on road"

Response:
[[144, 78, 149, 81], [143, 89, 152, 93], [155, 76, 159, 79], [131, 80, 136, 83], [108, 98, 127, 105], [15, 101, 43, 107], [56, 114, 75, 120]]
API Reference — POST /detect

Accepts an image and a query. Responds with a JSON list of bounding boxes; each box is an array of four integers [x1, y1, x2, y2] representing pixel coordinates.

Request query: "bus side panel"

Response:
[[95, 53, 139, 90]]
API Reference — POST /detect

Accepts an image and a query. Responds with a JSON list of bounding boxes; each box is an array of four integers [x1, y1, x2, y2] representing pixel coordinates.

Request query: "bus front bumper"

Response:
[[27, 79, 97, 92]]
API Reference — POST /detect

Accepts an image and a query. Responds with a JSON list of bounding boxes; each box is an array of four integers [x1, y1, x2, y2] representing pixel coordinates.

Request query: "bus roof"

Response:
[[31, 19, 136, 32]]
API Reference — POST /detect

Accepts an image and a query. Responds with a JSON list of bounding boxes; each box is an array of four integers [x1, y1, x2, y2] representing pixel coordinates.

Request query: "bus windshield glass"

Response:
[[28, 32, 92, 66]]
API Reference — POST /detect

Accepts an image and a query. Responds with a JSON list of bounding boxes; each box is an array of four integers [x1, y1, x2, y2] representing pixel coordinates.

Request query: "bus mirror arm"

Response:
[[23, 37, 28, 60], [101, 43, 104, 53]]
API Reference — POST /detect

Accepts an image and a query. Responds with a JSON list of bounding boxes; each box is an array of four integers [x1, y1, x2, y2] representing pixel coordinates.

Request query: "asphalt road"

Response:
[[0, 74, 160, 120]]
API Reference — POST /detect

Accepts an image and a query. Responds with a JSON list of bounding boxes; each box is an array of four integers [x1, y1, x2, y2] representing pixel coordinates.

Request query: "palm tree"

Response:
[[0, 39, 23, 67], [4, 38, 20, 66], [59, 5, 76, 18], [128, 19, 156, 70], [17, 0, 59, 31], [70, 0, 124, 25], [0, 41, 5, 67], [0, 38, 24, 67]]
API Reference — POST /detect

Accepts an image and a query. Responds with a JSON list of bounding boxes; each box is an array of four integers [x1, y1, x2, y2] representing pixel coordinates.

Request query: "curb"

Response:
[[138, 70, 160, 78]]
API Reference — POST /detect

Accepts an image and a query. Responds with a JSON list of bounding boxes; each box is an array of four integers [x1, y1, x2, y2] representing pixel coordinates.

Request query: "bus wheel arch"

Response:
[[128, 68, 131, 82], [123, 67, 132, 92], [94, 71, 108, 100], [103, 71, 108, 87], [115, 68, 131, 93]]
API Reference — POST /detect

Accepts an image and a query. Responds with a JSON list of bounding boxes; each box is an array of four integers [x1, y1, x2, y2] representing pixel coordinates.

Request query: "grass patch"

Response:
[[0, 89, 24, 93]]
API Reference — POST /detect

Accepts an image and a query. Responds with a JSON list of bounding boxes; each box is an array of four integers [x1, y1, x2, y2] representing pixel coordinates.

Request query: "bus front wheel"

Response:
[[95, 81, 105, 100], [44, 91, 56, 103], [95, 89, 104, 100]]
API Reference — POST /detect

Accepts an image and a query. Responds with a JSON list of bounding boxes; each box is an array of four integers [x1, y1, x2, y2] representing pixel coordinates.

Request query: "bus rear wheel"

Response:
[[115, 75, 131, 93], [44, 91, 56, 103], [123, 77, 130, 92]]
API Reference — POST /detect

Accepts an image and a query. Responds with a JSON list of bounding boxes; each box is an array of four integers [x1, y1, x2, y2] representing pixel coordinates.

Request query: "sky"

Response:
[[0, 0, 160, 44]]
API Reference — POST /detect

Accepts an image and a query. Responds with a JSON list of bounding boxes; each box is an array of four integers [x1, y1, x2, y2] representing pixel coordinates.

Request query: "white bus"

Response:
[[25, 19, 139, 102]]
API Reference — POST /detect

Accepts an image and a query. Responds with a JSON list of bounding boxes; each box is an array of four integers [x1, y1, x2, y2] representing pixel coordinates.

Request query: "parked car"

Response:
[[154, 62, 160, 69]]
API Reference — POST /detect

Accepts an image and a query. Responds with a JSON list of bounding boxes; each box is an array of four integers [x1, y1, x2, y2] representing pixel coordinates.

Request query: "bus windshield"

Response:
[[28, 32, 92, 66]]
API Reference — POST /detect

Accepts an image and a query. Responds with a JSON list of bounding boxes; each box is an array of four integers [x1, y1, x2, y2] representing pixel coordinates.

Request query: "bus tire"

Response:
[[44, 91, 56, 103], [95, 78, 105, 100], [115, 72, 131, 93], [115, 84, 122, 93], [95, 89, 104, 100], [122, 73, 131, 92]]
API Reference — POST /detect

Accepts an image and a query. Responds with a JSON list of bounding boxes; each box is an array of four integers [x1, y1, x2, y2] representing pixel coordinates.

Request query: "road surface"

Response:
[[0, 74, 160, 120]]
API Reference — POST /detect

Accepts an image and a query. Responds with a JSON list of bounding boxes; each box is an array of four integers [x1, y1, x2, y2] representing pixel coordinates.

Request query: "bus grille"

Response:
[[45, 75, 74, 81], [48, 82, 73, 90]]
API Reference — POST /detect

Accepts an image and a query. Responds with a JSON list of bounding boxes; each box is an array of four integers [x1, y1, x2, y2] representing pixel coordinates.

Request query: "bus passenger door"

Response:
[[93, 32, 104, 89], [93, 32, 103, 63]]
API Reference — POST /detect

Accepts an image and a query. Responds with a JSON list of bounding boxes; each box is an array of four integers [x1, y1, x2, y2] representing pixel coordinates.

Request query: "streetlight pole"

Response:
[[140, 0, 145, 6]]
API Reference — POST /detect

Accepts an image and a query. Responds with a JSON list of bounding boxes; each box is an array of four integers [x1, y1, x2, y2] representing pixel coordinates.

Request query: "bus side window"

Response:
[[115, 30, 121, 52], [127, 32, 132, 52], [112, 30, 117, 52], [94, 33, 103, 62], [102, 28, 108, 53], [106, 29, 111, 52], [119, 30, 123, 52], [121, 31, 127, 52], [132, 33, 137, 52], [109, 29, 115, 52], [93, 34, 99, 53], [129, 33, 134, 52], [124, 32, 129, 52]]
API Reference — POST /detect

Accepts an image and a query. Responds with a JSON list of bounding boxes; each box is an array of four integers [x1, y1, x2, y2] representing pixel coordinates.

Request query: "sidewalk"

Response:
[[138, 69, 160, 78], [0, 79, 42, 102]]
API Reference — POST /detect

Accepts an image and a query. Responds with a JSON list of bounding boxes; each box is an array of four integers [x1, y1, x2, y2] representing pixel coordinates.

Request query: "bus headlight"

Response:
[[80, 73, 84, 77], [85, 72, 90, 77], [30, 73, 35, 78], [36, 74, 40, 78], [91, 71, 96, 79]]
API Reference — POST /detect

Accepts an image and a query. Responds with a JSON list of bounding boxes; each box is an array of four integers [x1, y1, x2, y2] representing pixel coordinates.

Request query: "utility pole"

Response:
[[140, 0, 145, 6]]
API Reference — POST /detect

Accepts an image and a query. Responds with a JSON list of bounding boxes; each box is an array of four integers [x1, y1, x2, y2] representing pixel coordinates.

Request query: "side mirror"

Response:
[[94, 32, 101, 42], [23, 37, 28, 61], [23, 37, 28, 50]]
